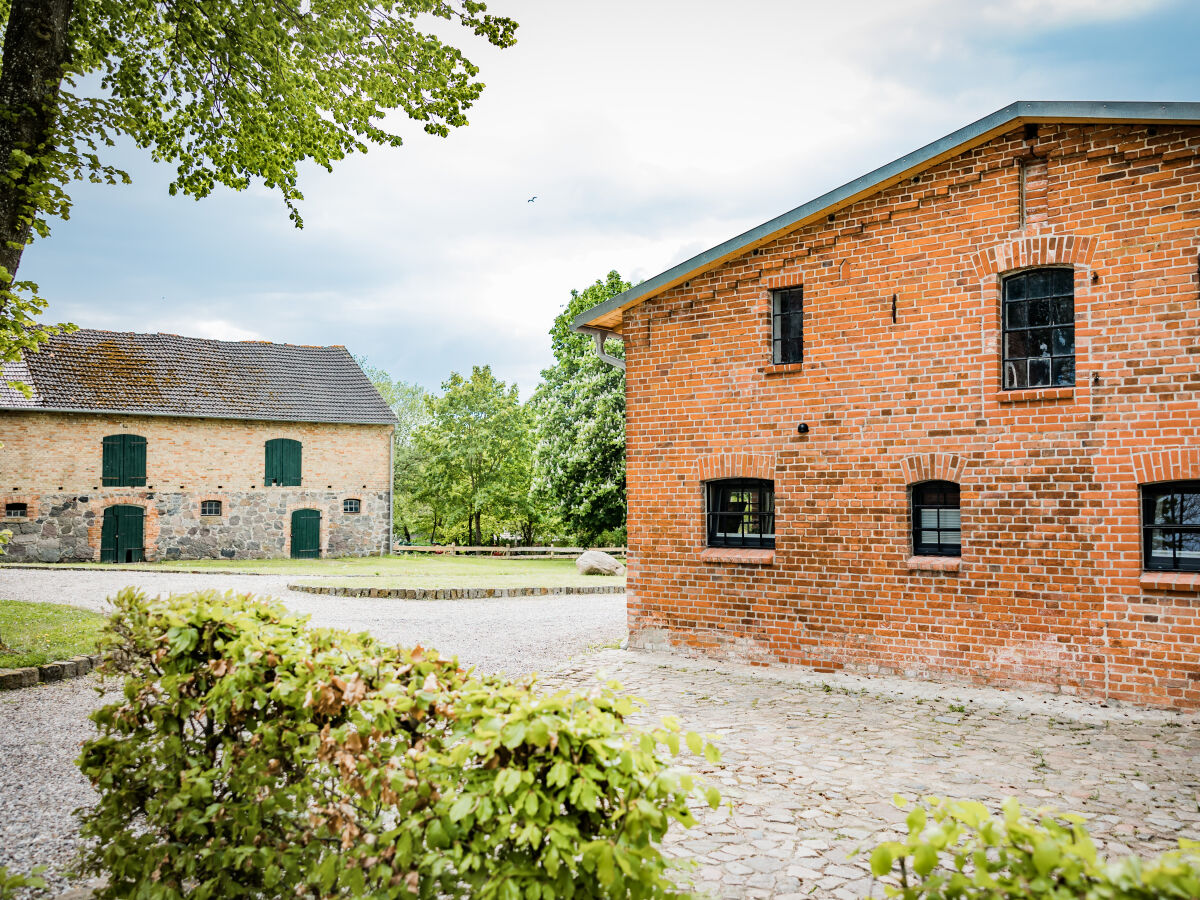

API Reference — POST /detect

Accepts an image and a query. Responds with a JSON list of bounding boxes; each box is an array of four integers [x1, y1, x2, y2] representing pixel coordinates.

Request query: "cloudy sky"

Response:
[[20, 0, 1199, 395]]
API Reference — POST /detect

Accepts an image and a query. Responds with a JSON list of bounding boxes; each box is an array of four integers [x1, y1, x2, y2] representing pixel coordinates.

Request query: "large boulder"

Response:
[[575, 549, 626, 576]]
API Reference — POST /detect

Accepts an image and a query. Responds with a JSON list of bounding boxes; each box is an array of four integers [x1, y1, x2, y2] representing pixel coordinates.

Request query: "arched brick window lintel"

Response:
[[969, 234, 1096, 280], [899, 453, 967, 487], [1132, 449, 1200, 487], [696, 451, 775, 484]]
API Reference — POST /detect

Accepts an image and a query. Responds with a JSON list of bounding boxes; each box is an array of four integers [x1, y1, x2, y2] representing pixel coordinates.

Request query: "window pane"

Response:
[[1052, 326, 1074, 355], [1149, 529, 1176, 560], [1029, 328, 1053, 358], [778, 292, 802, 315], [1005, 331, 1029, 359], [1052, 357, 1075, 386], [939, 509, 961, 529], [1030, 269, 1051, 297], [1180, 532, 1200, 561], [1152, 494, 1179, 526], [1004, 362, 1025, 389], [1181, 492, 1200, 526], [1028, 298, 1051, 327], [920, 509, 940, 528], [1006, 276, 1027, 301], [942, 529, 962, 546], [1028, 358, 1050, 386], [1053, 297, 1074, 325], [920, 529, 941, 545], [1050, 268, 1074, 294], [1006, 300, 1028, 329]]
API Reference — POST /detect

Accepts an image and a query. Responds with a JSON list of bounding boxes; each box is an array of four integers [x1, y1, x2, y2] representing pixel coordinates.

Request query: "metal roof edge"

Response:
[[573, 100, 1200, 330], [0, 405, 398, 426]]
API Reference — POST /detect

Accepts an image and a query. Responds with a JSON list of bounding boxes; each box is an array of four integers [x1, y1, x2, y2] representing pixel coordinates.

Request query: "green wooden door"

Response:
[[101, 505, 145, 563], [291, 509, 321, 559]]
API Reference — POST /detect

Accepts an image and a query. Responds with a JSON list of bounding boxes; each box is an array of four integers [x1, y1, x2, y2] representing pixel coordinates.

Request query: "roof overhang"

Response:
[[573, 100, 1200, 333]]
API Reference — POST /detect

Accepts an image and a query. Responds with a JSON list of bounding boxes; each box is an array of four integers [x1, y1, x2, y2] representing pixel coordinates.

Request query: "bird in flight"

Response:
[[528, 196, 537, 203]]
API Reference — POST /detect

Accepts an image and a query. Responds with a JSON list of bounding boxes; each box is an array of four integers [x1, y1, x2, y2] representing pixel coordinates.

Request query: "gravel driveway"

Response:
[[0, 568, 628, 675], [0, 567, 626, 896]]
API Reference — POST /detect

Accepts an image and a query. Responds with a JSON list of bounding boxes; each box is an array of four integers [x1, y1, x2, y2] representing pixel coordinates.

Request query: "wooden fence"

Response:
[[392, 545, 626, 559]]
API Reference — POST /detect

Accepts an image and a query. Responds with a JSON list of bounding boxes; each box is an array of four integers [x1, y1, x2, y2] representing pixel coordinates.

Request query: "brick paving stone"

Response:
[[542, 650, 1200, 899]]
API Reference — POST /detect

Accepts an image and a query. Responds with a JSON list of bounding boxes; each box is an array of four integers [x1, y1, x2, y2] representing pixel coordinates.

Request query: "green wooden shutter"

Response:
[[125, 435, 147, 486], [284, 440, 302, 486], [265, 439, 281, 485], [102, 436, 122, 486]]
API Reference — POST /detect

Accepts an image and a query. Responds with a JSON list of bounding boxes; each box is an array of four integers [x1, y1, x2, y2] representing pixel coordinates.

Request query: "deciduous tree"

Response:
[[531, 271, 628, 545], [414, 365, 527, 546]]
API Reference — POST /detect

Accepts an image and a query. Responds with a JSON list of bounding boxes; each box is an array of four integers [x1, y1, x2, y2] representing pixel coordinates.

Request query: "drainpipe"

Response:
[[386, 424, 395, 556], [577, 326, 625, 370]]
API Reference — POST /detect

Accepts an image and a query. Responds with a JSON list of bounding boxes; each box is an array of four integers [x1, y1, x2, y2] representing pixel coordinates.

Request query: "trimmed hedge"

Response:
[[78, 589, 720, 899], [866, 796, 1200, 898]]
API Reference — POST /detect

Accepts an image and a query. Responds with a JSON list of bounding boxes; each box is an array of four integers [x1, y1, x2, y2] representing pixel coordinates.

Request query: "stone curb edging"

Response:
[[0, 653, 103, 691], [288, 583, 626, 600]]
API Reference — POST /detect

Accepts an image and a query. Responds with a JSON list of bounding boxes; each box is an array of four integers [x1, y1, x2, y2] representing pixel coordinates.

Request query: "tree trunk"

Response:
[[0, 0, 74, 289]]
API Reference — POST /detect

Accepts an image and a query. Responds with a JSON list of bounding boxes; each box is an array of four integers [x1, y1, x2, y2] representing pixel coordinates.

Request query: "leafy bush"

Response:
[[78, 589, 720, 899], [866, 796, 1200, 898], [0, 865, 44, 900]]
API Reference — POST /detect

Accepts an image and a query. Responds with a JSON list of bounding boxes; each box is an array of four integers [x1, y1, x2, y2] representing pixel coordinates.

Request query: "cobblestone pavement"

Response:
[[544, 651, 1200, 900]]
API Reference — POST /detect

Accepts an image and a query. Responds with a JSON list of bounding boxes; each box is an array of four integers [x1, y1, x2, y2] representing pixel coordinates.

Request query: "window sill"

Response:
[[700, 547, 775, 565], [906, 555, 962, 573], [763, 362, 804, 377], [1139, 571, 1200, 593], [996, 386, 1074, 404]]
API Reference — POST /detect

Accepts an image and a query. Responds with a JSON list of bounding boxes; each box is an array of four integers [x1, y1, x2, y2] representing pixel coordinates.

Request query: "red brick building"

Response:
[[574, 101, 1200, 708]]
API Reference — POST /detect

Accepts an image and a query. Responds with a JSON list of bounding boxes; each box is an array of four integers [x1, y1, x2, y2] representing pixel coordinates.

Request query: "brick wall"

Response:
[[0, 412, 392, 560], [622, 122, 1200, 708]]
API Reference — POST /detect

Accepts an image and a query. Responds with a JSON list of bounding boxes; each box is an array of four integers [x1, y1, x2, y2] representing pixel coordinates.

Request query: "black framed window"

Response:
[[912, 481, 961, 557], [771, 287, 803, 364], [1002, 267, 1074, 389], [200, 500, 222, 517], [706, 479, 774, 549], [343, 498, 361, 514], [1142, 482, 1200, 572], [5, 502, 27, 518]]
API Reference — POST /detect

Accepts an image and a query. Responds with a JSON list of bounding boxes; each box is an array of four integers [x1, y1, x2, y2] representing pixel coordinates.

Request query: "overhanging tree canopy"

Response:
[[0, 0, 517, 356]]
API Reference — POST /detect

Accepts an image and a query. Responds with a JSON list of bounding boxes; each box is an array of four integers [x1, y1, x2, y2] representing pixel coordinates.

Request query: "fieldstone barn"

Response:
[[0, 330, 396, 562], [574, 101, 1200, 708]]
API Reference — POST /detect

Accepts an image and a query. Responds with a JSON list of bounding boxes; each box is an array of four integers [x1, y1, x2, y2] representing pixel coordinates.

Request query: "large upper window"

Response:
[[771, 287, 803, 365], [706, 479, 774, 549], [1142, 482, 1200, 572], [101, 434, 147, 487], [911, 481, 961, 557], [1002, 267, 1074, 390], [264, 438, 302, 486]]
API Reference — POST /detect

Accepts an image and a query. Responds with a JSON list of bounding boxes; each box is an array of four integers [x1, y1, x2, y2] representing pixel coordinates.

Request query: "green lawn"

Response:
[[1, 554, 626, 588], [0, 599, 106, 669]]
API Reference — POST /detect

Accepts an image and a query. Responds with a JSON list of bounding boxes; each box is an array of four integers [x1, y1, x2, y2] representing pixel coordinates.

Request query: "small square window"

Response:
[[343, 498, 361, 514], [5, 502, 27, 518], [200, 500, 222, 517], [1142, 481, 1200, 572]]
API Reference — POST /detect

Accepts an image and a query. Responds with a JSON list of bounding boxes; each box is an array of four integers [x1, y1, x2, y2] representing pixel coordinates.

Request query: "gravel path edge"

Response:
[[288, 582, 626, 599], [0, 654, 103, 691]]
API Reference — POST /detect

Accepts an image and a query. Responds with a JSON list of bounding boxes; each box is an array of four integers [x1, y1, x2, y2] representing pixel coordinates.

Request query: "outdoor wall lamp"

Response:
[[797, 422, 810, 435]]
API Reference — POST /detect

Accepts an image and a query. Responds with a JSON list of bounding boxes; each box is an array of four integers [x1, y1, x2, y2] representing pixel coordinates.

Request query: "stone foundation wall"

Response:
[[2, 489, 389, 561]]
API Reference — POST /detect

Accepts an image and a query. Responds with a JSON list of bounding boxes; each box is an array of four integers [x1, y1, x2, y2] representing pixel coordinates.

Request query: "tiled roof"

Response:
[[0, 330, 398, 426]]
